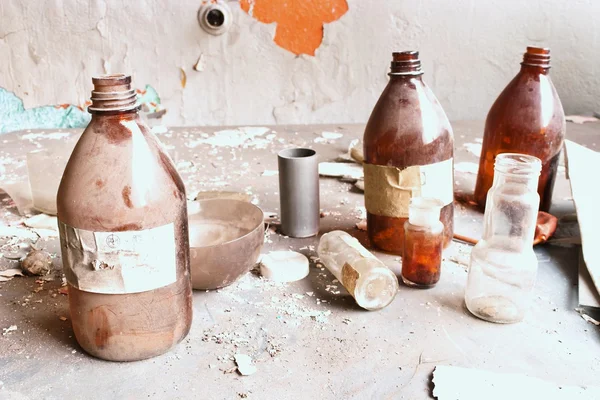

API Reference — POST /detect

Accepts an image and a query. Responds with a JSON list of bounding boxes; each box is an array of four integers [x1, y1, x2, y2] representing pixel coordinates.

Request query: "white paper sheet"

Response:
[[565, 140, 600, 302], [433, 365, 600, 400]]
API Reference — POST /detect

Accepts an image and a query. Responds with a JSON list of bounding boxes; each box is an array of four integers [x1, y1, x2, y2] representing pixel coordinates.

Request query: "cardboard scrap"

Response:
[[433, 365, 600, 400], [565, 140, 600, 304], [0, 268, 24, 282]]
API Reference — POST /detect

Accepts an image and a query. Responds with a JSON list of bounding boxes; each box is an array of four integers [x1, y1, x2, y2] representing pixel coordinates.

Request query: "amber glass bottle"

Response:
[[363, 51, 454, 255], [474, 47, 565, 212], [57, 74, 192, 361]]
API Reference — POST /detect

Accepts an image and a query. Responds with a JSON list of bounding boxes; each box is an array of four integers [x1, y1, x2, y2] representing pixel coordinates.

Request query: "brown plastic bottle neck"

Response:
[[88, 74, 140, 114], [520, 46, 551, 73], [389, 51, 423, 76]]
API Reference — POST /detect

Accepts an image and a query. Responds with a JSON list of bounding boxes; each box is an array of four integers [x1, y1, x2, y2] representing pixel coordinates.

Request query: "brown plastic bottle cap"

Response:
[[526, 46, 550, 55], [390, 51, 423, 75], [522, 46, 551, 68], [89, 74, 138, 113]]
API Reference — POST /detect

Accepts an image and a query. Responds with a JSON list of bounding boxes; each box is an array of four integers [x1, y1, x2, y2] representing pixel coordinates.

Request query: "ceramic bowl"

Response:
[[188, 198, 264, 290]]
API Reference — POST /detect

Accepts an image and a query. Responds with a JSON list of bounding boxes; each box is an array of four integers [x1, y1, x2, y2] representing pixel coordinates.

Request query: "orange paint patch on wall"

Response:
[[240, 0, 349, 56]]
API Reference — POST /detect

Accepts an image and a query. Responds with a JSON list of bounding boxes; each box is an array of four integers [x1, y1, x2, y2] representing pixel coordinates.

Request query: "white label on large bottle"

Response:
[[363, 158, 453, 218], [58, 221, 177, 294]]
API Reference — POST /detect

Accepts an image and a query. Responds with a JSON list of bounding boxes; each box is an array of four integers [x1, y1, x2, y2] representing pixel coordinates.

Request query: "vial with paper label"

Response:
[[318, 231, 398, 310], [57, 74, 192, 361], [363, 51, 454, 255], [465, 153, 541, 324]]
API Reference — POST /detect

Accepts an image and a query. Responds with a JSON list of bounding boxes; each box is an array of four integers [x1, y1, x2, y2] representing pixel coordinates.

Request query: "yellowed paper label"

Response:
[[342, 262, 360, 296], [363, 158, 453, 218], [58, 221, 177, 294]]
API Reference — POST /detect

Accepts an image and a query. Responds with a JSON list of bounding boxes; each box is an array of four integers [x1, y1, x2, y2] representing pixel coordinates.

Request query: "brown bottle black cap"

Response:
[[390, 51, 423, 75]]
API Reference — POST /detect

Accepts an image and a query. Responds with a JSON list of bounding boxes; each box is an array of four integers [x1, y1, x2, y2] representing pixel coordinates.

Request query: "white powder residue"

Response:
[[21, 132, 72, 141], [186, 127, 272, 149]]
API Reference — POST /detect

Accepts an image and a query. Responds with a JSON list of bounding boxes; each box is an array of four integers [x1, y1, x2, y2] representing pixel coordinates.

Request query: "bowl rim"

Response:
[[188, 198, 264, 250]]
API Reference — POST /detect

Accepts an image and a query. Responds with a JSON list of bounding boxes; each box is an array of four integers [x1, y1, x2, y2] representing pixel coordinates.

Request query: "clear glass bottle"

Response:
[[474, 46, 565, 212], [57, 74, 192, 361], [318, 231, 398, 310], [401, 197, 444, 288], [465, 153, 541, 324], [363, 51, 454, 255]]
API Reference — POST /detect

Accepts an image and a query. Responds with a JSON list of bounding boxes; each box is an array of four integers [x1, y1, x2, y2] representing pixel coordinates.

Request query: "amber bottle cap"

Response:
[[89, 74, 138, 113], [390, 51, 423, 76], [521, 46, 551, 68]]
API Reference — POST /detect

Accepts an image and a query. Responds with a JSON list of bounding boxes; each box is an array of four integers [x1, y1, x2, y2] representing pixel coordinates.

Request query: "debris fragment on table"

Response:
[[566, 115, 599, 124], [21, 249, 52, 276], [234, 353, 257, 376], [320, 131, 343, 140], [318, 162, 363, 181], [260, 251, 309, 282], [24, 214, 58, 232], [355, 219, 367, 231], [575, 308, 600, 326], [2, 325, 17, 335], [0, 268, 24, 282], [335, 139, 364, 164]]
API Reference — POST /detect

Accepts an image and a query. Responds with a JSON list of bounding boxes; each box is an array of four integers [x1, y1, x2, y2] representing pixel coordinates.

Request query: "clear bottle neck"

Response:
[[491, 169, 538, 192], [481, 154, 542, 247]]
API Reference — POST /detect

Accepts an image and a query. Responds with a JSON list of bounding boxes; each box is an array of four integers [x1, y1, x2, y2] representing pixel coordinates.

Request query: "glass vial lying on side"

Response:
[[401, 197, 444, 288], [318, 231, 398, 310], [465, 153, 541, 324]]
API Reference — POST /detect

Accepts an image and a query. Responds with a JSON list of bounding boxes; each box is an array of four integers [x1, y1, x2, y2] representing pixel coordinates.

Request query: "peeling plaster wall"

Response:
[[1, 0, 599, 128]]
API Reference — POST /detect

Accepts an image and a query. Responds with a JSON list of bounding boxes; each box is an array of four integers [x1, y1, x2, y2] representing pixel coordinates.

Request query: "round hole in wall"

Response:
[[207, 9, 225, 28]]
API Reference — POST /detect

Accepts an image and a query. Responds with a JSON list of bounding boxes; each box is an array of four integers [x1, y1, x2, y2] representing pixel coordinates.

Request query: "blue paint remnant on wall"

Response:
[[0, 85, 164, 134], [137, 85, 162, 113], [0, 88, 90, 134]]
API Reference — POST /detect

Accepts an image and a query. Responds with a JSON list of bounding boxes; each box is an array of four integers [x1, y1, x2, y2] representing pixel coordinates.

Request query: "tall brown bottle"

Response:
[[57, 74, 192, 361], [474, 47, 565, 212], [363, 52, 454, 255]]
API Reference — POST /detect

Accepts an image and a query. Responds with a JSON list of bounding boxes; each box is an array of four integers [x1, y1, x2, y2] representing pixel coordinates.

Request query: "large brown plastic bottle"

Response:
[[363, 52, 454, 255], [57, 74, 192, 361], [474, 46, 565, 212]]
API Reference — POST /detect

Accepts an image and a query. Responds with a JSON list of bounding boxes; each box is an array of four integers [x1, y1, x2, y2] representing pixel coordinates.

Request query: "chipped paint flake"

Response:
[[240, 0, 349, 56]]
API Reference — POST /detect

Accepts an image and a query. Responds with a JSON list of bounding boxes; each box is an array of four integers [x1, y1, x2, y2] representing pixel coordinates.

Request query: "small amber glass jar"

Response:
[[401, 197, 444, 288]]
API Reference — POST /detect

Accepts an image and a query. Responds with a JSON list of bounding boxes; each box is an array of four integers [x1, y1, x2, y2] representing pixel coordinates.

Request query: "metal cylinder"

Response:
[[278, 148, 320, 238]]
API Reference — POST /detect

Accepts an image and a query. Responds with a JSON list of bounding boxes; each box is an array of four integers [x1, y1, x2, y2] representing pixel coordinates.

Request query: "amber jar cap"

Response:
[[521, 46, 551, 68], [89, 74, 139, 113], [390, 51, 423, 76]]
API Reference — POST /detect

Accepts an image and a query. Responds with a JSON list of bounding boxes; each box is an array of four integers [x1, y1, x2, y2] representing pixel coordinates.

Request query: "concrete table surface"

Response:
[[0, 121, 598, 400]]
